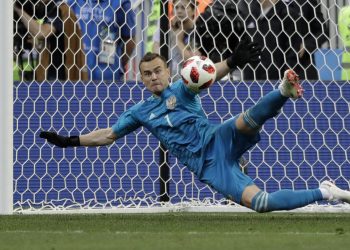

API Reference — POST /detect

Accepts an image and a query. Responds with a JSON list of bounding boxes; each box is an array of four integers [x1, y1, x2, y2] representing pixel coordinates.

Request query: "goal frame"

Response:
[[4, 0, 350, 215], [0, 0, 13, 215]]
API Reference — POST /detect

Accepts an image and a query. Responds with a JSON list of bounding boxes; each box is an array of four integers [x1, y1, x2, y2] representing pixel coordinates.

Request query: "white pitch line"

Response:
[[1, 231, 344, 236]]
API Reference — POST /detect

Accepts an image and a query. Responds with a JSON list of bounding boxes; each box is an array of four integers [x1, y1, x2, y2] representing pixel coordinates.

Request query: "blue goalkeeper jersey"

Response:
[[112, 80, 217, 176]]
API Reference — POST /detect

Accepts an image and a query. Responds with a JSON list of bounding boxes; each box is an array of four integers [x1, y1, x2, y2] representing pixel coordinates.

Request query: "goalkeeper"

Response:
[[40, 40, 350, 212]]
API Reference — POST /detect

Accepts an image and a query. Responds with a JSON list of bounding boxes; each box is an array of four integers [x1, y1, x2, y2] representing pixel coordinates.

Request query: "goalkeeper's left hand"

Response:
[[226, 38, 262, 69], [39, 131, 80, 148]]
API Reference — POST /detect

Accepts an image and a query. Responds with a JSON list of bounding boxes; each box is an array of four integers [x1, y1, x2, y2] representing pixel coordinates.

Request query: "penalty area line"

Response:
[[1, 231, 343, 236]]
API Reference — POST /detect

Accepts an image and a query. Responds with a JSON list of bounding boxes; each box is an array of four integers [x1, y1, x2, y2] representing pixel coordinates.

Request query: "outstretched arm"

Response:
[[215, 38, 262, 81], [14, 6, 56, 39], [214, 60, 232, 81], [80, 128, 117, 146], [40, 128, 117, 148]]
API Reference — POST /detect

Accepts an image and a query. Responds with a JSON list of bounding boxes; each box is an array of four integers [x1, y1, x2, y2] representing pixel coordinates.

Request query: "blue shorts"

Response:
[[200, 116, 260, 203]]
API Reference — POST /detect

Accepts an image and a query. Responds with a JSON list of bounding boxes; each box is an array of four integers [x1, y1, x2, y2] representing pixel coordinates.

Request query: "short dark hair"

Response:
[[139, 52, 168, 71]]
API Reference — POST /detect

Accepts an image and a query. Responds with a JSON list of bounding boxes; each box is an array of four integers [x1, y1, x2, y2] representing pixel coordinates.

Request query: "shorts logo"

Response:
[[166, 95, 177, 110]]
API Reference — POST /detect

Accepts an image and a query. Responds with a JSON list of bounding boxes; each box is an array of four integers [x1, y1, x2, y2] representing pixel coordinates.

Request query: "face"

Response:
[[140, 57, 170, 96], [174, 0, 195, 22]]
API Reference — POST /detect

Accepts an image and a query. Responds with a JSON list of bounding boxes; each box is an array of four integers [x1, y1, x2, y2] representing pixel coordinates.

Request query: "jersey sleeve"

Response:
[[112, 104, 142, 139]]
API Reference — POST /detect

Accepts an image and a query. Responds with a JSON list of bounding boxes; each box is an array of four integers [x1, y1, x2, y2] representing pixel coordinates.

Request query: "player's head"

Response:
[[173, 0, 197, 22], [139, 52, 170, 96]]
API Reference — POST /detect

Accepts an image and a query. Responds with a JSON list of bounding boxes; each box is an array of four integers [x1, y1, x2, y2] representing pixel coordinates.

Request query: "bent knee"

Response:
[[241, 185, 262, 208]]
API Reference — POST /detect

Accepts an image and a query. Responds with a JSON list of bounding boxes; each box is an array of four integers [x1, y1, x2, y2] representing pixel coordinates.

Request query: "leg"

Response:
[[236, 69, 304, 134], [242, 181, 350, 213], [242, 185, 323, 213]]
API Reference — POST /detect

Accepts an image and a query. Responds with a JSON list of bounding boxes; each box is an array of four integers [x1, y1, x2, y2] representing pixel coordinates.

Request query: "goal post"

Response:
[[8, 0, 350, 214], [0, 0, 13, 215]]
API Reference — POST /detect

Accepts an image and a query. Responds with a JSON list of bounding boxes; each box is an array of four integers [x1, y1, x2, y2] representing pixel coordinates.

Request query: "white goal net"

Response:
[[6, 0, 350, 213]]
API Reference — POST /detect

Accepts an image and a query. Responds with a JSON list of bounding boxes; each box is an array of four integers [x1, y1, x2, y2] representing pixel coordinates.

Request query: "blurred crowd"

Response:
[[13, 0, 350, 82], [14, 0, 135, 82]]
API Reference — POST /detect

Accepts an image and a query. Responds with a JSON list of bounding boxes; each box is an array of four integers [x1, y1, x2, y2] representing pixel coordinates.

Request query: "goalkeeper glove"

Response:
[[39, 131, 80, 148], [226, 38, 262, 69]]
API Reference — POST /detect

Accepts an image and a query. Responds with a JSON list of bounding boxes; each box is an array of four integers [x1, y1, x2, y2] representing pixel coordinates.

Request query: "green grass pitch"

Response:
[[1, 213, 350, 250]]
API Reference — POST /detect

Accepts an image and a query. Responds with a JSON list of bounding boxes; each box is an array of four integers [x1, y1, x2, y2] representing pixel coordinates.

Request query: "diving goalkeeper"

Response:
[[40, 40, 350, 212]]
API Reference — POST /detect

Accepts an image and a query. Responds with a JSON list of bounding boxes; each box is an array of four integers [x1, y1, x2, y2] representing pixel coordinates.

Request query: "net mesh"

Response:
[[12, 0, 350, 213]]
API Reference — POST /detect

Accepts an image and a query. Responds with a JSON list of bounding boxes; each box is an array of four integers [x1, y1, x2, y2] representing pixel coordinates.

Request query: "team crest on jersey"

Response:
[[166, 96, 177, 110]]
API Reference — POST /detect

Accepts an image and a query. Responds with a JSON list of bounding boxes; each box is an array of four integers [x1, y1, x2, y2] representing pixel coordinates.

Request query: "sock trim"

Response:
[[253, 191, 268, 211], [253, 192, 262, 211], [257, 192, 268, 212], [243, 110, 259, 129]]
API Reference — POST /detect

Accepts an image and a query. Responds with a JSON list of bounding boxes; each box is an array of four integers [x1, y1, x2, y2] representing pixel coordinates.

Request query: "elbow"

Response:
[[100, 131, 117, 146], [39, 24, 55, 39]]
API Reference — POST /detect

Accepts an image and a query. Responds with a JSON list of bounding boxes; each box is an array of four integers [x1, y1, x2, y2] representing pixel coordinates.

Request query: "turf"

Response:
[[1, 213, 350, 250]]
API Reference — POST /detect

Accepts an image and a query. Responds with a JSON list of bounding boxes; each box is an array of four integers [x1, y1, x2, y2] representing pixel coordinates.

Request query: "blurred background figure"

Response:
[[67, 0, 136, 82], [153, 0, 200, 81], [291, 0, 329, 80], [195, 0, 243, 71], [238, 0, 305, 81], [14, 0, 48, 81], [146, 0, 161, 53], [338, 5, 350, 81], [14, 0, 88, 82]]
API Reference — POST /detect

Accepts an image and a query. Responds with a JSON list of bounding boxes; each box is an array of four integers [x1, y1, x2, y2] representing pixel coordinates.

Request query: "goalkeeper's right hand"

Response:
[[39, 131, 80, 148], [226, 37, 262, 69]]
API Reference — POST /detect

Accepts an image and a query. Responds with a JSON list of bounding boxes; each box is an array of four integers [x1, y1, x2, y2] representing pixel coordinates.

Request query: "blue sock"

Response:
[[251, 189, 323, 213], [243, 90, 288, 129]]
